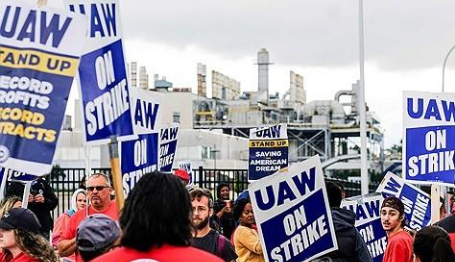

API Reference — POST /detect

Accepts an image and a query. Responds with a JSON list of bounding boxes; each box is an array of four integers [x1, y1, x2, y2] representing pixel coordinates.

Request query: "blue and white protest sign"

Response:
[[341, 194, 386, 262], [178, 160, 194, 186], [0, 167, 38, 182], [0, 1, 85, 175], [131, 88, 163, 135], [65, 0, 135, 144], [159, 125, 179, 172], [121, 88, 162, 195], [121, 133, 158, 196], [404, 91, 455, 185], [376, 172, 431, 231], [249, 124, 288, 181], [249, 156, 337, 262]]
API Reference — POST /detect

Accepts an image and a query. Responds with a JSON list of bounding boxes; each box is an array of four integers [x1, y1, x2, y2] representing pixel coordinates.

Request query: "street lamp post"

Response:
[[442, 43, 455, 92]]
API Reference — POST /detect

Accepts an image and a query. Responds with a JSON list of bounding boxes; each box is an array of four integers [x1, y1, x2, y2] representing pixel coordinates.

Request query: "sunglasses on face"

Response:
[[86, 186, 109, 192]]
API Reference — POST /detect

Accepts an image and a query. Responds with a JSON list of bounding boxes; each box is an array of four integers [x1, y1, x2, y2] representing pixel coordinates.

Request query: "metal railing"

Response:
[[48, 167, 372, 218]]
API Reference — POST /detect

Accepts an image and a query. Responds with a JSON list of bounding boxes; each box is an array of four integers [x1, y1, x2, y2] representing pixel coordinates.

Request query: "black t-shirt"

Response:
[[192, 229, 238, 262]]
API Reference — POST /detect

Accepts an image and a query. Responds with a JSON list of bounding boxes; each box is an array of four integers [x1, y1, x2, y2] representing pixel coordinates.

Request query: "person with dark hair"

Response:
[[213, 183, 236, 238], [380, 196, 413, 262], [319, 181, 372, 262], [77, 214, 121, 262], [190, 188, 237, 262], [58, 173, 118, 262], [91, 171, 222, 262], [413, 226, 455, 262], [232, 198, 264, 262], [5, 177, 58, 240], [0, 208, 59, 262]]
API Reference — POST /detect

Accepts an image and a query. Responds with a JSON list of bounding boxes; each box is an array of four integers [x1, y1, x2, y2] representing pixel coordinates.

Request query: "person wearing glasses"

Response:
[[58, 173, 118, 262]]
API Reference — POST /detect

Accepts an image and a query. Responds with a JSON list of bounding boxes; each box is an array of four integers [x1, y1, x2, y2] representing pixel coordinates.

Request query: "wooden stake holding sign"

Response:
[[430, 184, 440, 223], [109, 136, 125, 211]]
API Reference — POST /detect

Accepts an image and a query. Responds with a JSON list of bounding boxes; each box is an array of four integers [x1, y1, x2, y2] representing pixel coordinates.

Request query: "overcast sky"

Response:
[[55, 0, 455, 148]]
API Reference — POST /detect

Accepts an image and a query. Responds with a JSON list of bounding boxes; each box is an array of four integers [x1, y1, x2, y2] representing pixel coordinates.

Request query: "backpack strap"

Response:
[[216, 231, 225, 255]]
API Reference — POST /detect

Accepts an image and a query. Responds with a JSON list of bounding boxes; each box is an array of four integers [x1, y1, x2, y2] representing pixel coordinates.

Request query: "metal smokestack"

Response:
[[257, 48, 271, 103]]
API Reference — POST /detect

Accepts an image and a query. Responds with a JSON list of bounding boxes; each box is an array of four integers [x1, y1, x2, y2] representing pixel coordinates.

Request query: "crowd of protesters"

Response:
[[0, 171, 455, 261]]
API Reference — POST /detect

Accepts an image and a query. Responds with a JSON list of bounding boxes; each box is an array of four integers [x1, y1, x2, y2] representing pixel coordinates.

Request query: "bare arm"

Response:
[[57, 238, 77, 257]]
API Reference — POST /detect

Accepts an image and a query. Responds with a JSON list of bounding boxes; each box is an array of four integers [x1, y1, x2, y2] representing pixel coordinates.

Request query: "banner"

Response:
[[0, 2, 85, 175], [403, 91, 455, 185], [376, 172, 431, 231], [249, 124, 288, 180], [121, 133, 158, 195], [249, 156, 337, 262], [341, 194, 386, 262], [65, 0, 135, 144], [159, 125, 179, 172]]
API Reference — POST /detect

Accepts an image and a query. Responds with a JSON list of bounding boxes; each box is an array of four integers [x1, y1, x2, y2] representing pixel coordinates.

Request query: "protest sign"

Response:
[[376, 172, 431, 231], [0, 167, 37, 182], [249, 156, 337, 262], [65, 0, 135, 144], [0, 1, 85, 175], [249, 124, 288, 181], [403, 91, 455, 185], [341, 194, 386, 262], [131, 88, 163, 135], [120, 88, 162, 195], [121, 133, 158, 195], [159, 125, 179, 172]]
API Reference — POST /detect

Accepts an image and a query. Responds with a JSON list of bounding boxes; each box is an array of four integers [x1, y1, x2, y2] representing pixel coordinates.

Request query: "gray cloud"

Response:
[[120, 0, 455, 71]]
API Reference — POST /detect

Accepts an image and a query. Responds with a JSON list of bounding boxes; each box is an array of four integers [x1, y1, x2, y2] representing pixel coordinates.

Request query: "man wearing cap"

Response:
[[58, 173, 118, 262], [380, 196, 413, 262], [77, 214, 120, 262], [0, 208, 59, 262]]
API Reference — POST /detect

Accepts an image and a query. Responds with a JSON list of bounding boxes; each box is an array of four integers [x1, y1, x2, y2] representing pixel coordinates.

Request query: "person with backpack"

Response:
[[190, 188, 237, 262], [320, 182, 372, 262]]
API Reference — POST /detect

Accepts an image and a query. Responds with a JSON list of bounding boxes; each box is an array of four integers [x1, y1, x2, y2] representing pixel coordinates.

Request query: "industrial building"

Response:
[[54, 49, 385, 176]]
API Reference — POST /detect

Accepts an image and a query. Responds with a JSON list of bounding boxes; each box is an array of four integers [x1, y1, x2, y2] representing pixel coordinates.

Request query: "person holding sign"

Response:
[[413, 226, 455, 262], [232, 198, 264, 262], [380, 196, 413, 262], [320, 182, 372, 262]]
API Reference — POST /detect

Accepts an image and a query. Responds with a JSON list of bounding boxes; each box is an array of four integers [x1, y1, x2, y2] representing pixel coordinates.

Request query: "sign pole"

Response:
[[431, 184, 440, 223], [109, 136, 124, 211]]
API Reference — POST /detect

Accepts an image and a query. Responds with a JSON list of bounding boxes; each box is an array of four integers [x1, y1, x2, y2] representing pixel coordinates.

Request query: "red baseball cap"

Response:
[[174, 169, 190, 182]]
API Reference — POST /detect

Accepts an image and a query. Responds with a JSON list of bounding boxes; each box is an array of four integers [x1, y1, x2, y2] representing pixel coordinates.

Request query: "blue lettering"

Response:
[[17, 10, 36, 42], [254, 185, 275, 211], [292, 167, 316, 196], [442, 100, 455, 122], [40, 13, 72, 48], [407, 98, 423, 119], [135, 100, 159, 130], [384, 177, 401, 194], [424, 99, 441, 120], [160, 127, 179, 141], [90, 4, 104, 37], [101, 3, 117, 36], [277, 181, 296, 206], [357, 205, 367, 220], [169, 127, 178, 140], [365, 199, 380, 218], [0, 6, 20, 38]]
